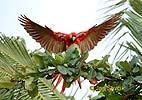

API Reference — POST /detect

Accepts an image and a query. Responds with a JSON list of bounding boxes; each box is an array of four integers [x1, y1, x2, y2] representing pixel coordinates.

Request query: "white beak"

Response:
[[72, 37, 76, 41]]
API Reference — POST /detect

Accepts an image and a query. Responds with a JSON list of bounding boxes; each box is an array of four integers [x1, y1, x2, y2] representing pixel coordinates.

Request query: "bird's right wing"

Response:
[[76, 13, 121, 53], [18, 15, 66, 53]]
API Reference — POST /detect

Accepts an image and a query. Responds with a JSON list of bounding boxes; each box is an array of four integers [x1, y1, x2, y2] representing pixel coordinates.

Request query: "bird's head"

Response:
[[70, 32, 77, 42]]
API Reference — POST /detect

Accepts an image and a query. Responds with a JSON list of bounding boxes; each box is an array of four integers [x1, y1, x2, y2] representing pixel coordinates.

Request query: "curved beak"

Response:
[[72, 36, 76, 41]]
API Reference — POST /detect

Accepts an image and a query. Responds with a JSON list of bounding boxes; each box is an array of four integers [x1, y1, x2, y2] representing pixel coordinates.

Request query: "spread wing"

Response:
[[18, 15, 66, 53], [76, 13, 121, 53]]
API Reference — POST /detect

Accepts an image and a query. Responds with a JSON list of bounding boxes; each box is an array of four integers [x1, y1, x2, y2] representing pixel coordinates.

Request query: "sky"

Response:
[[0, 0, 122, 100], [0, 0, 121, 59]]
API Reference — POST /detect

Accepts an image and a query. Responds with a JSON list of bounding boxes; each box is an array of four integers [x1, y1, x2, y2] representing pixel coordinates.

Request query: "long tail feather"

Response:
[[53, 74, 62, 90]]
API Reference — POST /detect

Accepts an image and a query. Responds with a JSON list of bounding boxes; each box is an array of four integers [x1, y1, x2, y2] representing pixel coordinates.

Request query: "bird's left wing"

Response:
[[18, 15, 66, 53], [76, 13, 121, 53]]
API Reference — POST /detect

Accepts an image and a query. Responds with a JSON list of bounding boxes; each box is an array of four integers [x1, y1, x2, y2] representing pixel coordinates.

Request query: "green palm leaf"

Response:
[[0, 34, 67, 100], [36, 78, 66, 100], [129, 0, 142, 16], [121, 11, 142, 55], [0, 52, 16, 77], [0, 34, 33, 67], [0, 89, 13, 100]]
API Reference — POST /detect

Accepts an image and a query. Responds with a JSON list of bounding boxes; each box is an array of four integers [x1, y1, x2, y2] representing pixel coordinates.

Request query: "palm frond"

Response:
[[0, 52, 16, 77], [129, 0, 142, 16], [121, 11, 142, 53], [100, 0, 127, 14], [0, 34, 33, 67], [104, 0, 142, 61], [0, 34, 68, 100], [0, 89, 13, 100], [36, 78, 66, 100], [13, 82, 33, 100]]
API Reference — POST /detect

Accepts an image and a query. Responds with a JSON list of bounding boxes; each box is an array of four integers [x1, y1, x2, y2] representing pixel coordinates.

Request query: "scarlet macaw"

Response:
[[19, 13, 120, 93]]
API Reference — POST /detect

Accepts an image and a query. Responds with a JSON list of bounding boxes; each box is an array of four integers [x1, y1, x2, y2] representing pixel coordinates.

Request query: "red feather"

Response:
[[18, 15, 66, 53], [19, 13, 120, 53], [76, 13, 121, 53]]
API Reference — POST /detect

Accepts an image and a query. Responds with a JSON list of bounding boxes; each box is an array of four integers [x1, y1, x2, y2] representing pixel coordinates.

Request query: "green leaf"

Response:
[[28, 85, 38, 97], [81, 52, 89, 61], [107, 93, 122, 100], [121, 61, 131, 72], [57, 65, 67, 75], [25, 77, 36, 91], [134, 76, 142, 82], [55, 54, 64, 64], [65, 44, 81, 66], [96, 72, 105, 80], [32, 54, 44, 68], [131, 56, 139, 66], [67, 44, 81, 54], [0, 81, 14, 89], [116, 61, 131, 72], [132, 66, 140, 73], [129, 0, 142, 16], [123, 76, 134, 93]]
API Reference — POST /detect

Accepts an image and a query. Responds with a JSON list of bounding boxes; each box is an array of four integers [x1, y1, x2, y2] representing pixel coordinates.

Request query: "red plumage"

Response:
[[18, 13, 121, 93], [18, 13, 120, 53]]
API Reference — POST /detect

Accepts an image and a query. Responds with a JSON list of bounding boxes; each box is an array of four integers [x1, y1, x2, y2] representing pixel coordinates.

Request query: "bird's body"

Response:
[[19, 13, 121, 93]]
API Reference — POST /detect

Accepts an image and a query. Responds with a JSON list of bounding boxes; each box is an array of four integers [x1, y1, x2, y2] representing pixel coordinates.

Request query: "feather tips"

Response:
[[19, 13, 121, 53], [18, 15, 66, 53], [77, 13, 121, 53]]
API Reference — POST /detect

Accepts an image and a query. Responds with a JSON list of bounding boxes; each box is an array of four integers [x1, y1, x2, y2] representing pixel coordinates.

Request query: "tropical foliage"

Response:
[[0, 35, 69, 100], [0, 31, 115, 99], [89, 0, 142, 100], [0, 0, 142, 100]]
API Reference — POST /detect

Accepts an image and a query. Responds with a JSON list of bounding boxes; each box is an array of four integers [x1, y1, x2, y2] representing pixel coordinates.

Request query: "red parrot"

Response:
[[18, 14, 120, 53], [18, 13, 120, 93]]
